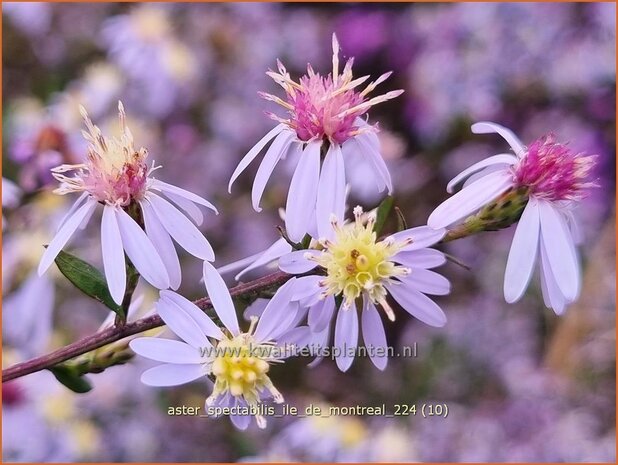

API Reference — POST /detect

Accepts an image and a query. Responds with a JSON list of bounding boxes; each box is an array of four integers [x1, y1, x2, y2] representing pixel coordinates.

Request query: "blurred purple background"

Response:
[[2, 2, 615, 462]]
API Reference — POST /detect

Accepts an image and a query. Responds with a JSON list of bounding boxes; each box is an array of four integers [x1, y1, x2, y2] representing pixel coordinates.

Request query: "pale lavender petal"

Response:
[[252, 130, 295, 211], [565, 209, 583, 245], [446, 153, 518, 194], [115, 207, 170, 290], [471, 121, 526, 156], [278, 249, 320, 274], [203, 261, 239, 335], [389, 226, 446, 251], [361, 298, 388, 370], [101, 205, 126, 305], [387, 283, 447, 327], [161, 190, 204, 225], [291, 275, 323, 302], [235, 238, 292, 280], [277, 326, 313, 354], [148, 193, 215, 261], [141, 363, 205, 387], [151, 179, 218, 214], [393, 249, 446, 269], [130, 337, 204, 364], [141, 200, 182, 290], [504, 199, 540, 303], [402, 269, 451, 296], [307, 322, 331, 368], [538, 201, 579, 302], [285, 140, 321, 242], [156, 298, 209, 349], [354, 133, 393, 193], [342, 138, 385, 192], [308, 294, 336, 333], [334, 302, 358, 372], [228, 124, 285, 192], [254, 279, 298, 341], [55, 192, 88, 231], [160, 290, 224, 340], [427, 170, 514, 229], [38, 199, 97, 275], [230, 411, 252, 430], [539, 246, 568, 315], [316, 144, 346, 239]]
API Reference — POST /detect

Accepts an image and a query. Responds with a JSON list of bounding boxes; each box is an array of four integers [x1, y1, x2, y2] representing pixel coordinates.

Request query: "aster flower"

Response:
[[279, 207, 449, 371], [228, 34, 403, 241], [38, 102, 217, 305], [130, 263, 308, 430], [428, 122, 597, 313]]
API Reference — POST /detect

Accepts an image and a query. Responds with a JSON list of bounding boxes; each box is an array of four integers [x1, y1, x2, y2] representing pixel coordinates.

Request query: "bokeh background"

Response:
[[2, 2, 616, 462]]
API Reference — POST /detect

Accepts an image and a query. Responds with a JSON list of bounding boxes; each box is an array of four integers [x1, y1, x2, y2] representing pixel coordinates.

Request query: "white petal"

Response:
[[234, 238, 292, 280], [203, 261, 239, 335], [228, 124, 285, 192], [539, 246, 568, 314], [387, 283, 447, 327], [115, 207, 170, 290], [160, 290, 224, 340], [427, 170, 514, 229], [389, 226, 446, 251], [504, 199, 540, 303], [56, 192, 88, 231], [361, 298, 388, 370], [402, 269, 451, 296], [141, 363, 205, 387], [342, 138, 385, 192], [251, 130, 295, 212], [278, 250, 320, 274], [308, 295, 336, 333], [471, 121, 526, 156], [393, 249, 446, 269], [38, 200, 97, 276], [156, 298, 209, 348], [254, 279, 298, 341], [316, 144, 346, 239], [354, 134, 393, 193], [130, 337, 204, 364], [148, 193, 215, 261], [101, 206, 126, 305], [334, 303, 358, 372], [141, 200, 182, 290], [151, 179, 218, 214], [285, 140, 321, 242], [160, 190, 204, 225], [539, 201, 580, 302], [564, 209, 583, 245], [446, 154, 518, 194], [291, 275, 323, 301]]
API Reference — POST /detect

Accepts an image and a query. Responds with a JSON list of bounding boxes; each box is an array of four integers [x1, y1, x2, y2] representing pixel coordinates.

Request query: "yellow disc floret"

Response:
[[206, 318, 283, 428], [313, 207, 410, 318]]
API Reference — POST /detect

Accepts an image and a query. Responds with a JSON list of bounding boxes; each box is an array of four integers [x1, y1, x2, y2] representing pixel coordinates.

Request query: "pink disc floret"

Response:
[[514, 134, 597, 202]]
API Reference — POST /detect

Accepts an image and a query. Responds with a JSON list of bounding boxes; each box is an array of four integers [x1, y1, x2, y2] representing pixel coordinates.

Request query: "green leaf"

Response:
[[54, 249, 123, 316], [373, 195, 394, 234], [49, 365, 93, 394]]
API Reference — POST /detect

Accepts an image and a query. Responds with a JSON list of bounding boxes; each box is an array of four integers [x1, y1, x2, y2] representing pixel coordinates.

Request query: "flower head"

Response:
[[131, 263, 308, 430], [262, 34, 403, 145], [513, 134, 597, 202], [39, 102, 217, 304], [229, 34, 401, 242], [51, 102, 151, 206], [278, 207, 449, 371], [428, 122, 597, 314]]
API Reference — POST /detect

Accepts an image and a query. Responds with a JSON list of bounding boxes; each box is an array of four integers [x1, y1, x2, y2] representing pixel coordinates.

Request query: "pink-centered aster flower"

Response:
[[428, 122, 597, 313], [38, 102, 217, 305], [278, 207, 449, 372], [229, 34, 403, 241], [130, 263, 310, 430]]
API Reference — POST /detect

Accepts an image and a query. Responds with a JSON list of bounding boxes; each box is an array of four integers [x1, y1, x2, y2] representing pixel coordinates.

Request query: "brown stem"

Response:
[[2, 271, 292, 383]]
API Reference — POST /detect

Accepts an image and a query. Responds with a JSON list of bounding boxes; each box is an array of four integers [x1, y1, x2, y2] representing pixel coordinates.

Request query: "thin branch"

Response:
[[2, 271, 292, 383]]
